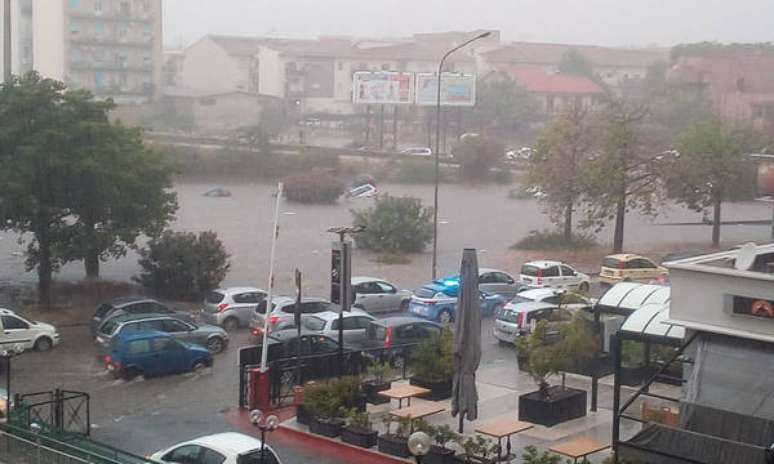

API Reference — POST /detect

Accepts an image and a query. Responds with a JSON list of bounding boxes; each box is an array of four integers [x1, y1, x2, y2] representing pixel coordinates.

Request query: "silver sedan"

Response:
[[352, 277, 412, 314]]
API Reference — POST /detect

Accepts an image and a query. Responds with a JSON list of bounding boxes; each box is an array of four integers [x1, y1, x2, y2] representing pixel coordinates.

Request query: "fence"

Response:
[[13, 390, 90, 437]]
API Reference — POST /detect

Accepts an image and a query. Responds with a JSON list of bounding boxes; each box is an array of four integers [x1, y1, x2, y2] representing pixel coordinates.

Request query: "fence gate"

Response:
[[14, 389, 90, 437]]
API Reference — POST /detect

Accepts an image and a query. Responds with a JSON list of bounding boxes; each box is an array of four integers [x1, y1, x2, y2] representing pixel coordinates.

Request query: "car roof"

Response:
[[479, 267, 508, 274], [216, 287, 264, 295], [516, 288, 562, 299], [604, 254, 643, 261], [115, 330, 170, 342], [0, 308, 17, 316], [109, 313, 177, 324], [352, 276, 387, 285], [308, 310, 373, 321], [109, 296, 157, 307], [187, 432, 264, 456], [507, 301, 559, 312], [371, 316, 440, 327], [522, 260, 564, 268]]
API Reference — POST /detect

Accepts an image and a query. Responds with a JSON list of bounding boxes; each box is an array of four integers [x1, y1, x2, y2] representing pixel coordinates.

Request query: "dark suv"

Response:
[[359, 316, 442, 370], [91, 296, 190, 335]]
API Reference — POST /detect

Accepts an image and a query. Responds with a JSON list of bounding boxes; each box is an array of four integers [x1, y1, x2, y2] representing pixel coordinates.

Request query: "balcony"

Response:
[[70, 35, 154, 48], [68, 10, 153, 23], [70, 61, 153, 73]]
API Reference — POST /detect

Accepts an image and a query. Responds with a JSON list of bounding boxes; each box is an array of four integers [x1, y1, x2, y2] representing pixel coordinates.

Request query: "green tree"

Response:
[[351, 195, 433, 253], [452, 134, 505, 181], [558, 48, 596, 80], [664, 118, 759, 247], [472, 73, 540, 136], [528, 106, 595, 241]]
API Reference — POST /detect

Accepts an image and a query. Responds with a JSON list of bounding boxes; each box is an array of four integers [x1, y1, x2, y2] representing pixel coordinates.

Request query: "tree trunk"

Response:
[[712, 198, 722, 248], [563, 201, 573, 242], [84, 218, 100, 279], [613, 198, 626, 253], [35, 211, 52, 308]]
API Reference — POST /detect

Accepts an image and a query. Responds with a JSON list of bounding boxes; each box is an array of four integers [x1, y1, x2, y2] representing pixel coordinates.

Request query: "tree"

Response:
[[581, 98, 662, 253], [664, 118, 759, 247], [0, 73, 101, 305], [528, 106, 595, 241], [62, 122, 178, 279], [558, 48, 596, 80], [351, 195, 433, 253], [451, 134, 505, 181], [471, 73, 540, 136]]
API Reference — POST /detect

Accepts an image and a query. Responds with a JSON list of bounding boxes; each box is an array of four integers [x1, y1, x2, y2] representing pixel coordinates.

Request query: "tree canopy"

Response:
[[471, 73, 540, 136]]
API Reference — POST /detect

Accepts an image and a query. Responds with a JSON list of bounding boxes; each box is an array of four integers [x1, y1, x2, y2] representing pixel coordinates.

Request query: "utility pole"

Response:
[[3, 0, 11, 82]]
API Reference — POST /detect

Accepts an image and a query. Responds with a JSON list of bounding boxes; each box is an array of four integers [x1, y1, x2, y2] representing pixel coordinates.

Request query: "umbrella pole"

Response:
[[458, 413, 464, 433]]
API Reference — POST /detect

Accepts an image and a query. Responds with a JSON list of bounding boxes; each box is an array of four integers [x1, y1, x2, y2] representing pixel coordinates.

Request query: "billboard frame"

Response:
[[352, 71, 415, 105], [415, 72, 477, 107]]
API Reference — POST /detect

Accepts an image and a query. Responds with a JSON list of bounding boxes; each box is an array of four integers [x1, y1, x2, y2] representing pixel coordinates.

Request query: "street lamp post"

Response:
[[249, 409, 279, 464], [431, 31, 491, 280], [1, 344, 23, 416]]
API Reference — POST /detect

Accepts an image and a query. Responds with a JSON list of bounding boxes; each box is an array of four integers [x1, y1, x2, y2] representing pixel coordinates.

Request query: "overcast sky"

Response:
[[163, 0, 774, 49]]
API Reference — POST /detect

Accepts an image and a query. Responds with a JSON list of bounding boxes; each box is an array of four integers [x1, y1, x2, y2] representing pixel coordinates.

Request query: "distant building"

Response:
[[1, 0, 163, 104]]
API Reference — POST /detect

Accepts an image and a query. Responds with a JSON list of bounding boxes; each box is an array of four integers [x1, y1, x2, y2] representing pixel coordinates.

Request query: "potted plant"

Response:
[[362, 360, 392, 405], [304, 381, 345, 438], [417, 423, 460, 464], [331, 375, 367, 412], [521, 445, 567, 464], [409, 328, 454, 400], [340, 408, 378, 449], [454, 435, 500, 464], [378, 415, 412, 458], [516, 314, 597, 427]]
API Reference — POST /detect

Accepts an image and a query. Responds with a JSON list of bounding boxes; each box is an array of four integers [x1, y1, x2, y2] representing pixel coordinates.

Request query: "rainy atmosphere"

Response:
[[0, 1, 774, 463]]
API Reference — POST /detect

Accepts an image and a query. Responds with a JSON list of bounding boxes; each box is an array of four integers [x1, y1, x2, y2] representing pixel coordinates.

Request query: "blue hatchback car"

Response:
[[103, 330, 212, 379], [408, 283, 507, 324]]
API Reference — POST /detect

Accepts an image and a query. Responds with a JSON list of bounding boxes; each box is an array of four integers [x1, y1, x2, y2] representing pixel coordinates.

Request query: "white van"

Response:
[[0, 308, 60, 352]]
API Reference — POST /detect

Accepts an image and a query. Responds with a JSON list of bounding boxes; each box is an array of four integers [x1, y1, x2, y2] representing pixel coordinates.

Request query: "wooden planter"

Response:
[[309, 417, 345, 438], [362, 380, 391, 405], [409, 377, 453, 401], [518, 386, 587, 427], [425, 445, 457, 464], [378, 434, 411, 458], [341, 426, 378, 449], [296, 404, 311, 426]]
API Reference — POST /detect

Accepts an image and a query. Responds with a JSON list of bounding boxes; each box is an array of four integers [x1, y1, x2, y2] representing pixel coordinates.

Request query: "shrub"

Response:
[[283, 171, 345, 204], [410, 328, 454, 383], [135, 230, 230, 301], [493, 167, 514, 184], [521, 445, 566, 464], [451, 134, 505, 182], [394, 159, 437, 183], [352, 195, 433, 253], [302, 376, 363, 419], [512, 229, 597, 251]]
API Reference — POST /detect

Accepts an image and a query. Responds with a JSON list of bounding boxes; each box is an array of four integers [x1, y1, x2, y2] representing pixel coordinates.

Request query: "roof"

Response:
[[109, 296, 155, 307], [109, 313, 175, 324], [596, 283, 671, 316], [371, 316, 439, 327], [516, 288, 563, 300], [216, 287, 264, 295], [188, 432, 263, 456], [620, 302, 685, 343], [483, 42, 667, 68], [504, 301, 559, 312], [115, 330, 170, 342], [522, 260, 564, 268], [205, 35, 313, 57], [604, 254, 646, 261], [664, 242, 774, 281], [352, 276, 386, 284], [501, 67, 604, 94], [306, 310, 372, 321]]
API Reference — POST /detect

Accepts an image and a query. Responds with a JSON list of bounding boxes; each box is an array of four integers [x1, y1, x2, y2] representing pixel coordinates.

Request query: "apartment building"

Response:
[[1, 0, 162, 104]]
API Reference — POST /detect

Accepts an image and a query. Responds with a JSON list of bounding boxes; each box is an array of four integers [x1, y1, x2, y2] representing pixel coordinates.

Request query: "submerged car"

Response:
[[352, 276, 412, 313], [408, 283, 506, 323], [91, 296, 191, 335], [435, 268, 522, 300], [519, 261, 591, 292], [104, 330, 212, 380], [200, 287, 267, 331], [493, 302, 573, 344], [96, 314, 228, 355], [599, 254, 667, 286]]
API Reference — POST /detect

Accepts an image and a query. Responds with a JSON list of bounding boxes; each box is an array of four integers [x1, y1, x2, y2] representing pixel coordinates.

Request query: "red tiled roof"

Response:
[[499, 67, 604, 94]]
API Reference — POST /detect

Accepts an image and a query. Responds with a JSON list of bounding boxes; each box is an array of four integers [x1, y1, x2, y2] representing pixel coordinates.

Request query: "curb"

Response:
[[277, 425, 411, 464]]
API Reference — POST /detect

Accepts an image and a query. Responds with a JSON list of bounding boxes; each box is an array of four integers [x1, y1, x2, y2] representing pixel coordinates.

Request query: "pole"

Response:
[[770, 202, 774, 241], [260, 183, 283, 372], [379, 104, 385, 150], [611, 335, 621, 462], [259, 428, 266, 464], [294, 269, 302, 386], [5, 356, 9, 413], [3, 0, 10, 82], [392, 106, 399, 151], [364, 105, 371, 145], [337, 241, 351, 377]]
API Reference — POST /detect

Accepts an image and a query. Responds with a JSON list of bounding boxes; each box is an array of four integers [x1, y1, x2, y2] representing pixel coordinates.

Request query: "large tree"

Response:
[[664, 118, 759, 247], [471, 73, 540, 136], [528, 106, 595, 241]]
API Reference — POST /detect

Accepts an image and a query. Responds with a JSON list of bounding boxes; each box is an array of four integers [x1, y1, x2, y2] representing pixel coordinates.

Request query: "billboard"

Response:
[[352, 72, 414, 105], [756, 155, 774, 196], [415, 73, 477, 107]]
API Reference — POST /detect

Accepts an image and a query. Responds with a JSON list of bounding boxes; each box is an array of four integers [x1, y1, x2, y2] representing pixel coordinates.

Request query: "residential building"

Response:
[[1, 0, 162, 103]]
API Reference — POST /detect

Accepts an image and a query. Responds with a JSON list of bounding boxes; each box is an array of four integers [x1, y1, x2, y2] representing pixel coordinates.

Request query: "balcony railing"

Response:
[[68, 10, 153, 23], [70, 61, 153, 73], [70, 36, 153, 48]]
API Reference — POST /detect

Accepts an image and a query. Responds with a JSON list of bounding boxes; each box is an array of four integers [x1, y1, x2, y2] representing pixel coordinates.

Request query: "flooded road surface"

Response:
[[0, 181, 771, 297]]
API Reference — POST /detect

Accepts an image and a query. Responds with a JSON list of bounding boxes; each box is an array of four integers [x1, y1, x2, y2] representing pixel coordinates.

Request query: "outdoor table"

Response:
[[549, 437, 610, 464], [378, 384, 430, 408], [475, 418, 534, 461], [389, 402, 446, 433]]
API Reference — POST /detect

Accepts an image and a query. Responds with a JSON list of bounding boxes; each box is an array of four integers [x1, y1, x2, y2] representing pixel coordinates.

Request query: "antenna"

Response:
[[735, 242, 757, 271]]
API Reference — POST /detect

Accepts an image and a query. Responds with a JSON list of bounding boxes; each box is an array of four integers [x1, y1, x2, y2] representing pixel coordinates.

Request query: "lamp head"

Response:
[[249, 409, 263, 425], [408, 431, 432, 456], [266, 414, 280, 431]]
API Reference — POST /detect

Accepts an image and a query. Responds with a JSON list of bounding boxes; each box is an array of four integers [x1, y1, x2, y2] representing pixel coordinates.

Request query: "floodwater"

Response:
[[0, 181, 771, 297]]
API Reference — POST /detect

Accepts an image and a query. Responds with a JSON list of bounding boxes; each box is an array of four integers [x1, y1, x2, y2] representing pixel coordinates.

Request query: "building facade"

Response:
[[1, 0, 162, 104]]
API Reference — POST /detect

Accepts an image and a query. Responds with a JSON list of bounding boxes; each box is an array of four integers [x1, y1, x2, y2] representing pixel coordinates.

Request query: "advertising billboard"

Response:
[[415, 73, 477, 107], [756, 155, 774, 196], [352, 72, 414, 105]]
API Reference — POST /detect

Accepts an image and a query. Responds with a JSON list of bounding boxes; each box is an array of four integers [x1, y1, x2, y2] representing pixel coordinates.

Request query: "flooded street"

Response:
[[0, 181, 771, 297]]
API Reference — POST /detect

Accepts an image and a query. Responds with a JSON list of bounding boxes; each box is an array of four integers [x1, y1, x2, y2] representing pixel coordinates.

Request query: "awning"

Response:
[[595, 282, 671, 316], [620, 301, 685, 343]]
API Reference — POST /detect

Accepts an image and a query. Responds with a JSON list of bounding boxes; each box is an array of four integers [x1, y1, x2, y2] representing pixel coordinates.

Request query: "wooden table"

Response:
[[389, 402, 446, 433], [476, 418, 534, 460], [378, 384, 430, 408], [549, 437, 610, 463]]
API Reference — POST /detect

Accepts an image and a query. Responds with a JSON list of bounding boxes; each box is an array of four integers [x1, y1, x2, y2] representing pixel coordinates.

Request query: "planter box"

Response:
[[425, 445, 457, 464], [296, 404, 311, 426], [378, 434, 410, 458], [409, 377, 452, 401], [452, 455, 497, 464], [518, 386, 587, 427], [362, 380, 391, 405], [309, 417, 344, 438], [341, 426, 378, 449]]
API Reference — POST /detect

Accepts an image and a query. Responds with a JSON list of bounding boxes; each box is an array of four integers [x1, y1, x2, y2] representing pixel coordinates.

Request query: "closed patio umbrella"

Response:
[[451, 248, 482, 433]]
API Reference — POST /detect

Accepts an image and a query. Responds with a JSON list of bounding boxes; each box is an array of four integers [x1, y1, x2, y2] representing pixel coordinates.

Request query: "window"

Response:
[[300, 302, 328, 314], [381, 63, 390, 71], [143, 23, 152, 38], [163, 445, 202, 464], [70, 22, 81, 35], [1, 316, 29, 330], [357, 62, 367, 70], [301, 317, 326, 332], [100, 319, 119, 335], [118, 26, 128, 40], [543, 266, 560, 277], [119, 73, 128, 88], [520, 265, 540, 277], [95, 71, 106, 88], [560, 265, 576, 276], [308, 336, 338, 353], [337, 62, 343, 71], [543, 295, 562, 305], [375, 282, 396, 294], [162, 319, 190, 333], [602, 258, 622, 269], [234, 292, 261, 304], [202, 448, 226, 464], [478, 273, 495, 284], [636, 259, 656, 269], [94, 0, 102, 14], [151, 338, 180, 352], [136, 320, 163, 331], [127, 339, 151, 354], [341, 317, 362, 330], [493, 273, 514, 284], [206, 292, 225, 304]]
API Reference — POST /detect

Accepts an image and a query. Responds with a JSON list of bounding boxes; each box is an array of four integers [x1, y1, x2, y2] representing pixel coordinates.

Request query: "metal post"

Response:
[[3, 0, 10, 82], [770, 202, 774, 241], [590, 310, 600, 412], [611, 335, 622, 462], [260, 183, 284, 372], [259, 428, 266, 464], [392, 105, 399, 151], [294, 269, 302, 386], [4, 355, 10, 413], [378, 104, 385, 150], [364, 105, 371, 145]]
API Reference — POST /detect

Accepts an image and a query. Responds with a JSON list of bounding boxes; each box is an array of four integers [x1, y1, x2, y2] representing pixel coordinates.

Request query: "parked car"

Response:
[[400, 147, 432, 157], [358, 317, 442, 370], [103, 330, 212, 380], [150, 432, 282, 464], [294, 311, 376, 344], [505, 147, 533, 162], [96, 314, 228, 355], [91, 296, 191, 335], [436, 268, 522, 300], [200, 287, 267, 332], [507, 288, 594, 312], [408, 284, 507, 323], [0, 308, 60, 352], [249, 297, 338, 337], [519, 260, 591, 292], [346, 183, 378, 199], [352, 277, 412, 313], [599, 254, 668, 286], [493, 302, 573, 344]]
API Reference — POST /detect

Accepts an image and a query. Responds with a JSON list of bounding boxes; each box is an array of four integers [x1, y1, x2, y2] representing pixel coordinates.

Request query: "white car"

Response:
[[507, 288, 594, 311], [400, 147, 432, 157], [200, 286, 267, 331], [346, 183, 377, 199], [352, 277, 412, 313], [519, 261, 591, 292], [299, 310, 376, 343], [0, 308, 60, 352], [150, 432, 282, 464]]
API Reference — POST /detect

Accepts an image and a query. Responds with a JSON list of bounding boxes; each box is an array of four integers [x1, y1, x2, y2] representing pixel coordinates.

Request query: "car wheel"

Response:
[[438, 310, 453, 324], [223, 317, 239, 332], [191, 360, 208, 373], [124, 367, 141, 380], [207, 337, 225, 354], [399, 299, 409, 312], [34, 337, 52, 352], [579, 282, 590, 293]]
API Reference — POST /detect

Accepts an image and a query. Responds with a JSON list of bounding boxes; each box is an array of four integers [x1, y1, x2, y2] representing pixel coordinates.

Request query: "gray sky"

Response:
[[164, 0, 774, 49]]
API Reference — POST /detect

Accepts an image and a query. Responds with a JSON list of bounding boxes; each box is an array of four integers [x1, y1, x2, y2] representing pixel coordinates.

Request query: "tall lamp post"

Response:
[[431, 31, 491, 279], [249, 409, 280, 464], [1, 344, 23, 416]]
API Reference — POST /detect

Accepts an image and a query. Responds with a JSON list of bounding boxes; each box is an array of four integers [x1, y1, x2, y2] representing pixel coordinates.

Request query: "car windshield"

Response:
[[99, 319, 119, 335], [602, 258, 622, 268], [302, 316, 326, 332], [509, 295, 533, 304], [205, 292, 224, 304], [497, 309, 520, 323], [413, 287, 438, 299], [521, 265, 540, 276], [95, 303, 113, 318]]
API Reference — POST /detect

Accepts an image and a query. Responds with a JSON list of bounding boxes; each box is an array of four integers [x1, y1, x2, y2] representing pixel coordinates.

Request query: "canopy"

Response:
[[596, 282, 671, 316], [620, 301, 685, 343]]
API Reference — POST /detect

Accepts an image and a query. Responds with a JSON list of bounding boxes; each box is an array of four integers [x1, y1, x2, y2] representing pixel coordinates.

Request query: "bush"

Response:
[[394, 159, 437, 183], [303, 376, 363, 419], [451, 134, 505, 182], [135, 231, 230, 301], [351, 195, 433, 253], [493, 167, 514, 184], [283, 171, 345, 204], [512, 229, 597, 251], [410, 328, 454, 383], [521, 445, 566, 464]]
